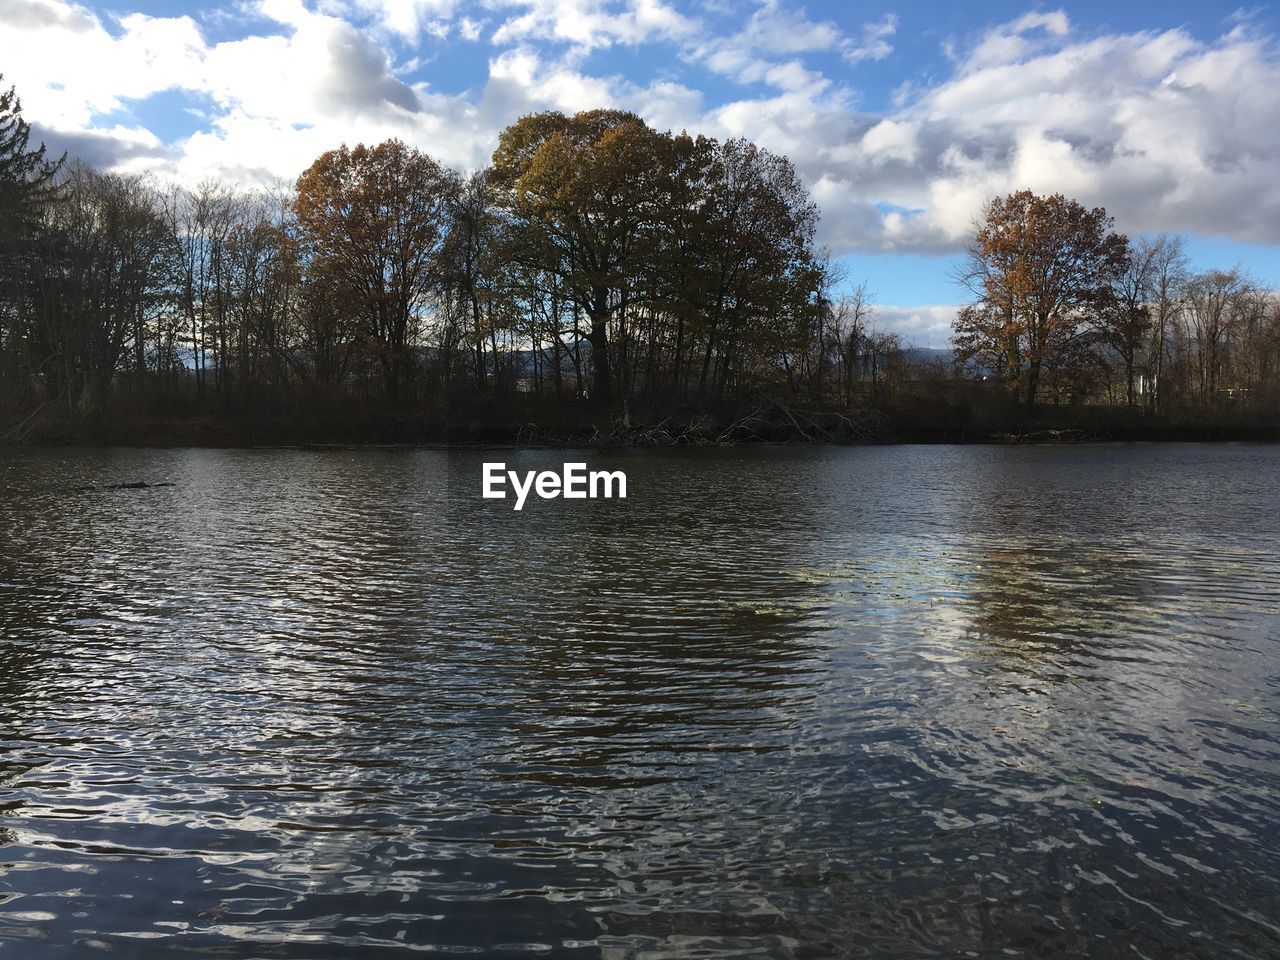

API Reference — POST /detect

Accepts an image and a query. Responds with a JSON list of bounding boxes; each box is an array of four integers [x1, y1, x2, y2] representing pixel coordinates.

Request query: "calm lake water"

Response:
[[1, 444, 1279, 959]]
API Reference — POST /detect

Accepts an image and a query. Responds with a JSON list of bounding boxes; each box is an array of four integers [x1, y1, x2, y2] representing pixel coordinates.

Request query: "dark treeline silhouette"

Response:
[[2, 74, 1278, 445]]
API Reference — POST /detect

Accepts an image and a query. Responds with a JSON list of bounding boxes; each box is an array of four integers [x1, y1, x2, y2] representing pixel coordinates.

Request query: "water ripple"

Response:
[[2, 444, 1279, 958]]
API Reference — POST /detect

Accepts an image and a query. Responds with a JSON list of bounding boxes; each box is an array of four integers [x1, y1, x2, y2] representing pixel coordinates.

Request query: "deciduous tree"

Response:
[[295, 140, 455, 401], [953, 190, 1129, 408], [490, 110, 668, 399]]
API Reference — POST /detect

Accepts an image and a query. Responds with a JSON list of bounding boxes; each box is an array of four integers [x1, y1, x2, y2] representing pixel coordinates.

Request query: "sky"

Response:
[[3, 0, 1280, 347]]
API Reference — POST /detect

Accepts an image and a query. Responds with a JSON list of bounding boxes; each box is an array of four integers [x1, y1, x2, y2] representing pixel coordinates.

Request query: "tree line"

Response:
[[953, 190, 1280, 421], [2, 73, 1278, 443], [1, 80, 900, 432]]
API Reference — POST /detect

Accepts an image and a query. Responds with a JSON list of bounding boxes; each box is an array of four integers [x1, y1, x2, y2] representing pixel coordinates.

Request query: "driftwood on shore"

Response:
[[718, 399, 893, 444], [0, 400, 58, 445], [516, 399, 896, 447]]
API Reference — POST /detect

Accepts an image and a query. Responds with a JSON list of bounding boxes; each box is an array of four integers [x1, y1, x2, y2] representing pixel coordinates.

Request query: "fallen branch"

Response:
[[0, 398, 59, 445]]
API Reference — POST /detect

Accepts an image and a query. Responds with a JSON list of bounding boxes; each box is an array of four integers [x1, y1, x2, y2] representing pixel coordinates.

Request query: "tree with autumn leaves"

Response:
[[486, 110, 822, 400], [953, 190, 1130, 408], [283, 112, 827, 405], [488, 109, 663, 399], [294, 140, 455, 402]]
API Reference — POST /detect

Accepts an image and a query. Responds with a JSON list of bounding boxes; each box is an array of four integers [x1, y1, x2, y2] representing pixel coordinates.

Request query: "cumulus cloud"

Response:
[[3, 0, 1279, 261], [0, 0, 96, 32], [964, 9, 1070, 71], [874, 306, 959, 350], [690, 3, 891, 91], [489, 0, 696, 51], [894, 19, 1280, 250], [352, 0, 461, 41], [0, 0, 204, 129], [843, 13, 896, 65], [700, 10, 1280, 253], [28, 122, 170, 171]]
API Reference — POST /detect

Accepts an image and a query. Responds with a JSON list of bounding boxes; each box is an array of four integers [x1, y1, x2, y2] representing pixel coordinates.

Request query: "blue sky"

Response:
[[3, 0, 1279, 345]]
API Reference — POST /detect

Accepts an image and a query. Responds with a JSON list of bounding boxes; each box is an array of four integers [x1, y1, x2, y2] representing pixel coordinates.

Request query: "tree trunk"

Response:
[[672, 316, 685, 395], [588, 313, 612, 399], [698, 335, 714, 396], [588, 288, 612, 399]]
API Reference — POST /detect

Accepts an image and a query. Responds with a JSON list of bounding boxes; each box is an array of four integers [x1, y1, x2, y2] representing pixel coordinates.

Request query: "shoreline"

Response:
[[6, 397, 1278, 450], [6, 432, 1277, 451]]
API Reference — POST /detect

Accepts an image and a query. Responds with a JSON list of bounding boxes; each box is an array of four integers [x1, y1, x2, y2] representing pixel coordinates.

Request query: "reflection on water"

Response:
[[1, 444, 1279, 958]]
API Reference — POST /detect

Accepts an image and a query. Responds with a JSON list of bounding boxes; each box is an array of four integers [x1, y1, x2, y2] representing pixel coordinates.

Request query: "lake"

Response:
[[1, 444, 1278, 958]]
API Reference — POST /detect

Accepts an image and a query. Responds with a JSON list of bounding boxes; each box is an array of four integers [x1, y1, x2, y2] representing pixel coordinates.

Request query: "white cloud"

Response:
[[352, 0, 460, 41], [691, 12, 1280, 253], [874, 306, 959, 349], [966, 9, 1071, 71], [488, 0, 695, 51], [860, 118, 918, 164], [692, 4, 893, 90], [0, 0, 204, 128], [487, 45, 612, 111], [739, 0, 843, 55], [3, 1, 1280, 260], [2, 0, 493, 182], [843, 13, 896, 65], [895, 23, 1280, 249]]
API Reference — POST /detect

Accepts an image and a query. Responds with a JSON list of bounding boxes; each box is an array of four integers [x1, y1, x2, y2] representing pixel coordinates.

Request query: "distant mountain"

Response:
[[904, 346, 955, 365]]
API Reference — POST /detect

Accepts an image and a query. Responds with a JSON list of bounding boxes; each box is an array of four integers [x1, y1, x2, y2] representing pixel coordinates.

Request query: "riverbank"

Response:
[[5, 394, 1277, 447]]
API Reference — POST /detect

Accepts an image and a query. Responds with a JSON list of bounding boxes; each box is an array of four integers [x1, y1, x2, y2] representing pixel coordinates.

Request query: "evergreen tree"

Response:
[[1, 76, 63, 367], [0, 76, 62, 243]]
